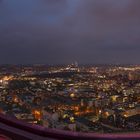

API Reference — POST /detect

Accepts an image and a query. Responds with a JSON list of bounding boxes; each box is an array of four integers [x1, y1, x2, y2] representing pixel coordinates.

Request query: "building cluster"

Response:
[[0, 64, 139, 133]]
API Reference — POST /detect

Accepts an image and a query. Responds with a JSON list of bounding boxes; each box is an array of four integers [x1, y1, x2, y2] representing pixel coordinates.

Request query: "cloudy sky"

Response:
[[0, 0, 140, 64]]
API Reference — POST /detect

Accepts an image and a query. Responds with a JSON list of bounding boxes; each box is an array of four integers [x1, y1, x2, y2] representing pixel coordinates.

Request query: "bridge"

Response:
[[0, 114, 139, 140]]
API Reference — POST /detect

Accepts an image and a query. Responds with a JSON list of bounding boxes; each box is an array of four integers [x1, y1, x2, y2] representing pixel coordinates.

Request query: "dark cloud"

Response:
[[0, 0, 140, 64]]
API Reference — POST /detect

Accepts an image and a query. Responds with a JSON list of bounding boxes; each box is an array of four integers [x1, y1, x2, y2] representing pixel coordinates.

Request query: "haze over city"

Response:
[[0, 0, 140, 64], [0, 1, 140, 140]]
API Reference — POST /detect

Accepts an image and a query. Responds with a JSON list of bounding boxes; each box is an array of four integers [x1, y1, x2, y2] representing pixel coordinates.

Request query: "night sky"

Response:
[[0, 0, 140, 65]]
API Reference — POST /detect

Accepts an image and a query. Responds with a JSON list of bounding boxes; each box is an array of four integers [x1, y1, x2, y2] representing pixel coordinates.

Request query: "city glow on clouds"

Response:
[[0, 0, 140, 64]]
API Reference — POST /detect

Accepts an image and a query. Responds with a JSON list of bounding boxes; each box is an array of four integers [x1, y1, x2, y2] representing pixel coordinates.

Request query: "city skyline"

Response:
[[0, 0, 140, 64]]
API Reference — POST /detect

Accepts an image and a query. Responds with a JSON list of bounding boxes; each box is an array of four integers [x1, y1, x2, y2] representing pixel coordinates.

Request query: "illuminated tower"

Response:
[[81, 99, 84, 106], [74, 61, 78, 67]]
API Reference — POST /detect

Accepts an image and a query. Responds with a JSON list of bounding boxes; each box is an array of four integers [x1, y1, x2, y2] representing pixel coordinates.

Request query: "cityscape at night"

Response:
[[0, 63, 139, 133], [0, 0, 140, 139]]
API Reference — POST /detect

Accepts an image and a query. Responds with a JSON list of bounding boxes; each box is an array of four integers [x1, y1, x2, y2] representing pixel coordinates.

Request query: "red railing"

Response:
[[0, 114, 139, 140]]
